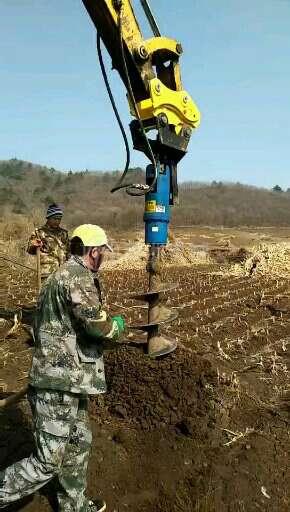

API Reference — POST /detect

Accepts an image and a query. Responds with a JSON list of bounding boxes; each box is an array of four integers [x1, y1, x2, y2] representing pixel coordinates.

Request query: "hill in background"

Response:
[[0, 158, 289, 228]]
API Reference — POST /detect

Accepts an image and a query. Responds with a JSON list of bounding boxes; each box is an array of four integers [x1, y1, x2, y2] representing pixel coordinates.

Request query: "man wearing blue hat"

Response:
[[27, 203, 70, 281]]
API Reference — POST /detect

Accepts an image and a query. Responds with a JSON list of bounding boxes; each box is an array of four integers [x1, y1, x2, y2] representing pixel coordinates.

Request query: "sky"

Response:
[[0, 0, 290, 188]]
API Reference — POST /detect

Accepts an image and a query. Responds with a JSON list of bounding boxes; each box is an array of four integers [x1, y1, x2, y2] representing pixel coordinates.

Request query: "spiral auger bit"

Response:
[[126, 153, 184, 357], [130, 245, 178, 358]]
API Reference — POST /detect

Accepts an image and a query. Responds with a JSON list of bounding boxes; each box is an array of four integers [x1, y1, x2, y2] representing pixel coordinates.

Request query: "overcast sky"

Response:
[[0, 0, 289, 188]]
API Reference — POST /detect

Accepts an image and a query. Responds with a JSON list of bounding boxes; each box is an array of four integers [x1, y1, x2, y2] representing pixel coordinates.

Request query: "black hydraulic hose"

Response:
[[96, 32, 131, 191], [96, 9, 158, 196], [97, 31, 147, 195], [140, 0, 161, 37], [116, 8, 158, 196]]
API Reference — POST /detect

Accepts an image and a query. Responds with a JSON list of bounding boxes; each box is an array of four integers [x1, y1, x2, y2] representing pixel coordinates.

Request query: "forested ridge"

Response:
[[1, 159, 289, 228]]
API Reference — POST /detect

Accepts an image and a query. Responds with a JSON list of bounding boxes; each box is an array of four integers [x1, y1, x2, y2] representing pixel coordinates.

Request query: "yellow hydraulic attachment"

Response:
[[82, 0, 200, 139], [137, 78, 200, 135]]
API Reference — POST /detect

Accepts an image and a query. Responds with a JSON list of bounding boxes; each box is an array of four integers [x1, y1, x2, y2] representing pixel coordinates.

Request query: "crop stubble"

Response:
[[0, 256, 289, 511]]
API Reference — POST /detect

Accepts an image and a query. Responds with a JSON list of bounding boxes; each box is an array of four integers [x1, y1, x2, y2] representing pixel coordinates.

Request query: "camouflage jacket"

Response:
[[29, 256, 121, 395], [27, 224, 70, 278]]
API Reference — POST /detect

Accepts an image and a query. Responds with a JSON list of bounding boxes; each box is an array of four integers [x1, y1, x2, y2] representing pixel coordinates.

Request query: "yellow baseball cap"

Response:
[[71, 224, 113, 251]]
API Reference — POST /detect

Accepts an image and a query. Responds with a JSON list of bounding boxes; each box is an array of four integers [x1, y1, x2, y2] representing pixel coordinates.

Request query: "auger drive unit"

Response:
[[82, 0, 201, 357]]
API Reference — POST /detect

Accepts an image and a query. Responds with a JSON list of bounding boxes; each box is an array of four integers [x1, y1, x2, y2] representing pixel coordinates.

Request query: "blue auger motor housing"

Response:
[[144, 163, 171, 245]]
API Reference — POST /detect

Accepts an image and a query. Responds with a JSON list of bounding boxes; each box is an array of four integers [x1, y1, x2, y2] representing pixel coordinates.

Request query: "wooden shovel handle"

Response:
[[36, 247, 41, 293], [0, 385, 28, 409]]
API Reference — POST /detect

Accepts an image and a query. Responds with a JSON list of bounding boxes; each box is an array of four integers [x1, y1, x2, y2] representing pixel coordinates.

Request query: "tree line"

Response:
[[1, 159, 290, 228]]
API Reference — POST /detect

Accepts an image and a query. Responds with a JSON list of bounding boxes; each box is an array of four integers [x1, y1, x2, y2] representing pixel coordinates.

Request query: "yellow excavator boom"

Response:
[[81, 0, 200, 135]]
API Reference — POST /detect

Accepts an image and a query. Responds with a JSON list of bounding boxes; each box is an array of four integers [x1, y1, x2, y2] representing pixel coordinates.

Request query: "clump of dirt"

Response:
[[160, 241, 210, 266], [105, 239, 210, 270], [209, 241, 250, 264], [88, 346, 222, 512], [104, 240, 146, 269], [230, 242, 290, 277], [91, 346, 217, 435]]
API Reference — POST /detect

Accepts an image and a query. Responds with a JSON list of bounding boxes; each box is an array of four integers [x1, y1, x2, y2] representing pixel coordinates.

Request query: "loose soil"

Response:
[[0, 228, 289, 511]]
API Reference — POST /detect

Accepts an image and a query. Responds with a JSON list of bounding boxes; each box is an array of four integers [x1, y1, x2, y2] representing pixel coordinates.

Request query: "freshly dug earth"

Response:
[[229, 241, 290, 277], [0, 262, 289, 511], [105, 239, 210, 270], [88, 347, 220, 512], [93, 346, 215, 432]]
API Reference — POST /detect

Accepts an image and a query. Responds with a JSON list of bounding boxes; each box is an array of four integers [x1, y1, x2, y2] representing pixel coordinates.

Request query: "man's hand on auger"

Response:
[[111, 315, 126, 337]]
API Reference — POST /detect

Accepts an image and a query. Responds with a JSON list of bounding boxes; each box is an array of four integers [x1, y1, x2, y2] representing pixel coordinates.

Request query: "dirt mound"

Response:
[[87, 347, 222, 512], [230, 242, 290, 277], [160, 242, 210, 266], [209, 243, 250, 264], [105, 240, 210, 270], [92, 346, 217, 434]]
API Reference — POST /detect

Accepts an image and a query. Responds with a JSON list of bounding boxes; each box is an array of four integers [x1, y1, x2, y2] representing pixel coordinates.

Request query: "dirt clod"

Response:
[[92, 347, 217, 433]]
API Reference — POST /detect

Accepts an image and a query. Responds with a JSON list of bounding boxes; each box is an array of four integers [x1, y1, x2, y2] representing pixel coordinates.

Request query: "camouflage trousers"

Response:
[[0, 387, 93, 511]]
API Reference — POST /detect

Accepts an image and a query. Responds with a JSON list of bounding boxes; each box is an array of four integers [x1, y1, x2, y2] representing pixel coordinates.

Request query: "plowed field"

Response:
[[0, 234, 289, 511]]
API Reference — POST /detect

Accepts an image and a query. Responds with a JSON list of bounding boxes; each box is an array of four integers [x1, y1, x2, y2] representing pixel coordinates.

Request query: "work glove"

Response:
[[112, 315, 126, 336]]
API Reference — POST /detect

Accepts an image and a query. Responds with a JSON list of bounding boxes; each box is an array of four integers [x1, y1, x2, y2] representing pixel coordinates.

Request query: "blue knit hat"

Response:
[[46, 203, 63, 219]]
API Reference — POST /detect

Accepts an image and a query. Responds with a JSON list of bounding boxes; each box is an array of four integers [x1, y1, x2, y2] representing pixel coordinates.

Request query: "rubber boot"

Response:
[[88, 498, 106, 512]]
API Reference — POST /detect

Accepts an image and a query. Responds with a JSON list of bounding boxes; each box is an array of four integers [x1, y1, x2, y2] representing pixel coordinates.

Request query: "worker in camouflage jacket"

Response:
[[27, 203, 70, 280], [0, 225, 128, 512]]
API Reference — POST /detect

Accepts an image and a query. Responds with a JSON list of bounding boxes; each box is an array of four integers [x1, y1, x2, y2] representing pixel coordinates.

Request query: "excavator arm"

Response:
[[0, 1, 201, 413], [82, 0, 201, 358], [82, 0, 200, 149], [82, 0, 148, 100]]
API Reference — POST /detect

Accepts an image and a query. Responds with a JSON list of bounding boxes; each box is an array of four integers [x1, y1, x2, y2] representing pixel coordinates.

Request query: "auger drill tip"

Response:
[[148, 335, 177, 358], [129, 246, 178, 358]]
